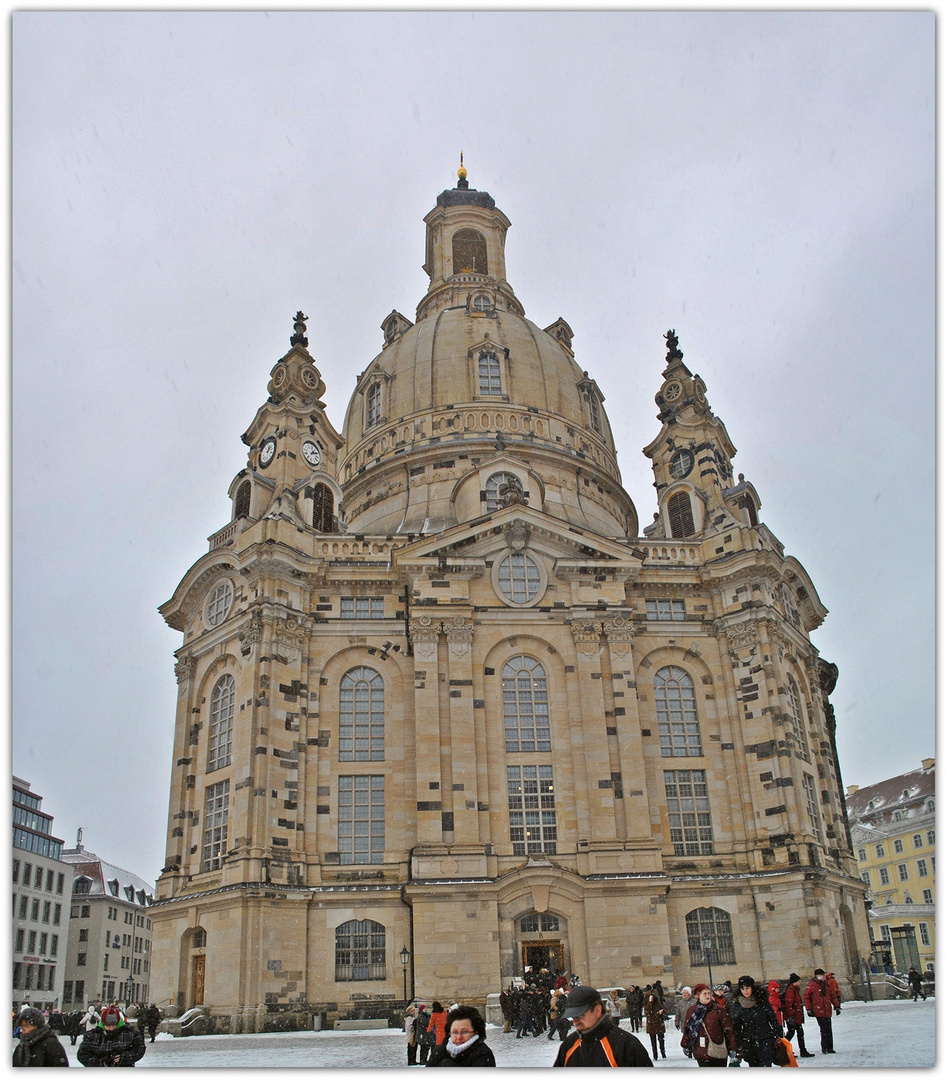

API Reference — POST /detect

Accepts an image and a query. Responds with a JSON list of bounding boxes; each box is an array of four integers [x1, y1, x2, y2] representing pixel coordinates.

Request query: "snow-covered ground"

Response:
[[57, 998, 934, 1069]]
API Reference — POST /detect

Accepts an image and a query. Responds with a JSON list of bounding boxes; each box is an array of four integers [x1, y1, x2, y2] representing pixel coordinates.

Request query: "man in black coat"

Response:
[[77, 1005, 146, 1068], [553, 986, 653, 1067], [12, 1007, 69, 1067]]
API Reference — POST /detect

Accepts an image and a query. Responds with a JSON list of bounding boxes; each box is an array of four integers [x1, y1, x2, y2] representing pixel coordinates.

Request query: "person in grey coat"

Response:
[[675, 987, 693, 1030]]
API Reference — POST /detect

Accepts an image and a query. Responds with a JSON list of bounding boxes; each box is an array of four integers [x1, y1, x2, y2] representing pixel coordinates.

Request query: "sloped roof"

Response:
[[61, 847, 155, 904], [845, 762, 935, 824]]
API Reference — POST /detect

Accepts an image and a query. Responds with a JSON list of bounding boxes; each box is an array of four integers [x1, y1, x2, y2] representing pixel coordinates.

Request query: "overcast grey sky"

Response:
[[12, 10, 934, 881]]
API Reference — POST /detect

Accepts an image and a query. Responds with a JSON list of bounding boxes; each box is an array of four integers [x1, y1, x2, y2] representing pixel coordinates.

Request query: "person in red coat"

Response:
[[766, 981, 783, 1033], [802, 969, 840, 1055], [782, 973, 814, 1057], [681, 984, 737, 1067]]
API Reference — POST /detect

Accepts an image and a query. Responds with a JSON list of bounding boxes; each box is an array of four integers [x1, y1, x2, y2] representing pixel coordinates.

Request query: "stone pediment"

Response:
[[395, 505, 641, 564]]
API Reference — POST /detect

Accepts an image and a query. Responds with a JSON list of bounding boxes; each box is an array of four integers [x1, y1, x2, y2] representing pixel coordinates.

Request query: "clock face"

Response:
[[259, 437, 276, 468], [301, 367, 317, 388], [302, 441, 322, 467], [670, 448, 695, 480], [663, 380, 683, 403]]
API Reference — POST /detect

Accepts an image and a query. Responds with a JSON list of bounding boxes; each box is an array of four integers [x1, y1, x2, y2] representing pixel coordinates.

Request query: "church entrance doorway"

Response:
[[522, 941, 564, 976]]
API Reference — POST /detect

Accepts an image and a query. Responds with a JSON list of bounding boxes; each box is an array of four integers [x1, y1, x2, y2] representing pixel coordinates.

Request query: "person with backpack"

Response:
[[781, 974, 814, 1057]]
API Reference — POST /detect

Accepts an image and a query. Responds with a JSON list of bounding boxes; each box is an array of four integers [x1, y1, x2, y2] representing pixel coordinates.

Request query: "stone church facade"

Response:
[[151, 167, 868, 1030]]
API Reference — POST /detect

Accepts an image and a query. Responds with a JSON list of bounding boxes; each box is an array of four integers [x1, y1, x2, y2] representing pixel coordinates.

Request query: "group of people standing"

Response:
[[13, 1000, 160, 1068]]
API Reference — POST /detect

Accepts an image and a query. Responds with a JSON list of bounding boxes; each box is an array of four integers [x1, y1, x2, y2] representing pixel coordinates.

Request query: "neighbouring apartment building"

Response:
[[60, 840, 157, 1010], [151, 166, 868, 1031], [12, 777, 73, 1009], [847, 758, 935, 974]]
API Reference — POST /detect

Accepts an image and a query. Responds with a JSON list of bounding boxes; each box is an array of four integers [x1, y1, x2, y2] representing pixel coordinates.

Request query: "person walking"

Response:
[[766, 982, 783, 1035], [907, 967, 926, 1001], [680, 983, 737, 1068], [643, 985, 666, 1060], [425, 1005, 495, 1067], [802, 969, 840, 1056], [143, 1004, 160, 1043], [625, 986, 643, 1033], [77, 1005, 146, 1068], [12, 1007, 69, 1067], [552, 986, 653, 1067], [674, 987, 693, 1031], [781, 973, 814, 1058], [729, 975, 781, 1067], [416, 1006, 432, 1066], [427, 1002, 449, 1050]]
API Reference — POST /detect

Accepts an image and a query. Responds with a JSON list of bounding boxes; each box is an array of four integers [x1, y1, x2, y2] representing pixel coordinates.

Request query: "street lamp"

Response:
[[702, 937, 715, 990], [400, 945, 410, 1007], [124, 977, 134, 1007]]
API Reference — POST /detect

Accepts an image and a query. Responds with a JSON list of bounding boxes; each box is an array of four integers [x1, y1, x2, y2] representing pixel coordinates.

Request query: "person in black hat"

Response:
[[12, 1007, 68, 1067], [729, 976, 781, 1067], [802, 969, 839, 1055], [552, 985, 653, 1067], [781, 974, 814, 1057]]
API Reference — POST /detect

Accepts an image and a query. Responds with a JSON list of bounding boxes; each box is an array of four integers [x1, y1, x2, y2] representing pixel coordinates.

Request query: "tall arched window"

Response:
[[234, 480, 251, 519], [486, 472, 517, 512], [208, 674, 235, 772], [685, 907, 736, 966], [335, 919, 386, 981], [786, 676, 809, 757], [339, 667, 385, 761], [366, 381, 382, 427], [452, 228, 488, 274], [478, 351, 502, 395], [503, 656, 550, 753], [668, 491, 695, 538], [655, 667, 702, 757], [313, 483, 334, 532]]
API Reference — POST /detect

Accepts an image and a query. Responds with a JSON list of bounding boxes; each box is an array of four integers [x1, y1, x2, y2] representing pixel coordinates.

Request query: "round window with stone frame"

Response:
[[492, 551, 546, 607], [471, 293, 494, 315], [204, 579, 234, 629]]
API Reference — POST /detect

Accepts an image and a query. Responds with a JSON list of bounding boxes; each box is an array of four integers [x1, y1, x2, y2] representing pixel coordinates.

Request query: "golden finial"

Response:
[[457, 151, 467, 182]]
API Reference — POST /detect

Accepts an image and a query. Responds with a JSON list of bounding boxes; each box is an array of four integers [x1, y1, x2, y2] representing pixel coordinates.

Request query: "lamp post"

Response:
[[124, 976, 134, 1008], [702, 937, 715, 990], [400, 945, 410, 1007], [862, 894, 874, 1001]]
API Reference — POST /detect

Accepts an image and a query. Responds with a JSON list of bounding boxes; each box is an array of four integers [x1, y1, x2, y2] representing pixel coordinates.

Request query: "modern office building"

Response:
[[12, 777, 73, 1009], [152, 167, 867, 1030], [60, 841, 157, 1010], [847, 759, 935, 973]]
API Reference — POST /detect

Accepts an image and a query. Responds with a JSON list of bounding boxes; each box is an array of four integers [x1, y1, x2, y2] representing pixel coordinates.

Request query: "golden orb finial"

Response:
[[457, 151, 467, 182]]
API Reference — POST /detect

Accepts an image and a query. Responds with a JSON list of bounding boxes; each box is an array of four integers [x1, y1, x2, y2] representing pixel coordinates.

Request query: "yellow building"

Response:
[[151, 168, 868, 1031], [847, 759, 935, 974]]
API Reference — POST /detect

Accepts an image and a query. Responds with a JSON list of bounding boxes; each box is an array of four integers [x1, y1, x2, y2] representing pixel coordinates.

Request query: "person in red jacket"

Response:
[[802, 969, 840, 1055], [427, 1003, 449, 1049], [766, 981, 784, 1033], [781, 973, 814, 1057]]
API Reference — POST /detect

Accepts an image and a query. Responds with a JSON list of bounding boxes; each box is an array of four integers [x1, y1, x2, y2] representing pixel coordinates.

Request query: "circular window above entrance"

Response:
[[493, 551, 545, 607]]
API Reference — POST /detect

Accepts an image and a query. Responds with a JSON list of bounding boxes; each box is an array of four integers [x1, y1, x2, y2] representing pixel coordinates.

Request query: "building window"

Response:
[[898, 863, 909, 882], [63, 981, 72, 1004], [42, 901, 51, 923], [56, 874, 64, 895], [655, 667, 702, 757], [519, 912, 560, 933], [234, 480, 251, 519], [927, 829, 935, 846], [79, 929, 88, 942], [667, 491, 695, 538], [12, 859, 19, 883], [786, 677, 808, 754], [31, 899, 40, 920], [334, 919, 386, 982], [508, 765, 557, 856], [917, 859, 928, 877], [802, 773, 822, 841], [585, 387, 602, 432], [312, 483, 335, 532], [201, 780, 230, 872], [894, 838, 904, 853], [860, 872, 870, 886], [913, 833, 924, 849], [50, 935, 57, 957], [904, 895, 913, 904], [478, 351, 502, 395], [485, 472, 518, 512], [77, 953, 86, 967], [15, 928, 24, 951], [18, 896, 27, 918], [472, 293, 493, 314], [452, 228, 488, 275], [338, 775, 385, 864], [879, 866, 890, 885], [665, 770, 714, 855], [685, 907, 736, 966], [875, 843, 886, 858], [340, 597, 385, 619], [366, 381, 382, 427], [858, 847, 867, 861], [53, 904, 61, 925], [502, 656, 550, 753], [922, 889, 933, 904], [927, 799, 934, 813], [646, 598, 686, 621], [205, 580, 234, 628], [496, 552, 542, 605], [208, 674, 235, 772], [339, 668, 385, 762], [919, 923, 930, 947]]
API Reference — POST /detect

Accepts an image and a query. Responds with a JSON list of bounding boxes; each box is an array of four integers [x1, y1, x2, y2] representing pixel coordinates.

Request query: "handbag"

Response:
[[702, 1021, 728, 1059]]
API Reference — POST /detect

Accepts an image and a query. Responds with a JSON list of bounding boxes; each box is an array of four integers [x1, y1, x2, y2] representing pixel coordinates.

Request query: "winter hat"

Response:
[[737, 975, 755, 990], [18, 1007, 46, 1029], [562, 985, 603, 1018], [101, 1006, 122, 1028], [788, 973, 800, 984], [692, 983, 710, 996], [713, 985, 728, 996], [813, 969, 826, 977]]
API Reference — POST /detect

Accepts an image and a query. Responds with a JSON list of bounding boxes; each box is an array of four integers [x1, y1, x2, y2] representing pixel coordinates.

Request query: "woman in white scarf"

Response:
[[425, 1005, 496, 1067]]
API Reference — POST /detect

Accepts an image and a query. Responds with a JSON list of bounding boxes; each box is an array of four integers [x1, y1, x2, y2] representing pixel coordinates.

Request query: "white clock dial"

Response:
[[302, 441, 322, 467], [259, 438, 276, 467]]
